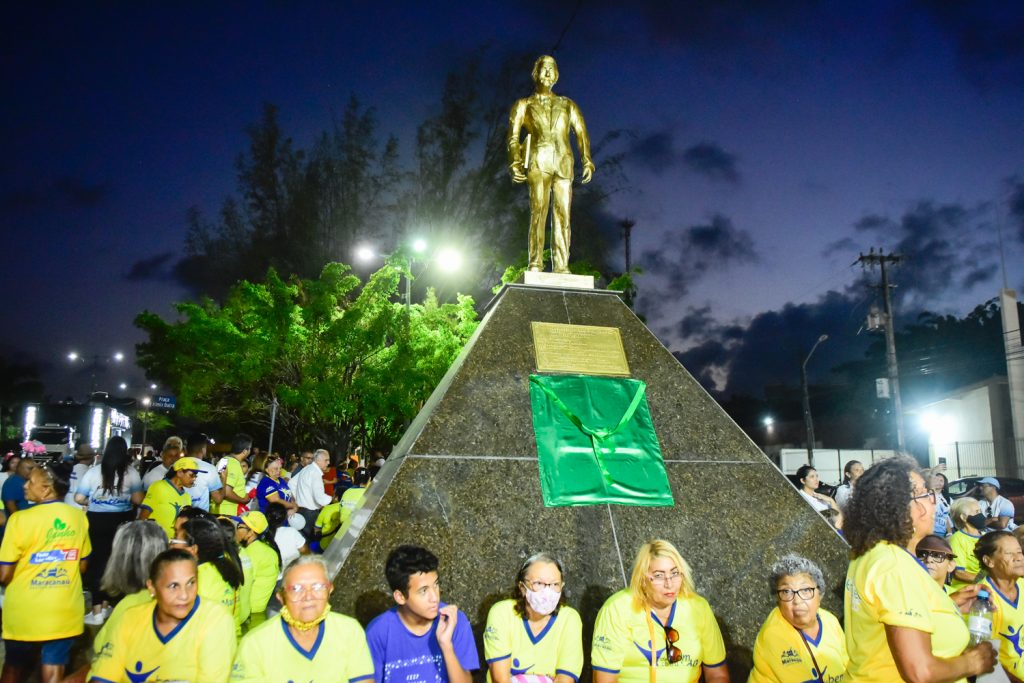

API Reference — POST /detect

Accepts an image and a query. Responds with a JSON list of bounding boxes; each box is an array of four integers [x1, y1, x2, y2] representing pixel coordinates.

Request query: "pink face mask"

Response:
[[524, 586, 561, 616]]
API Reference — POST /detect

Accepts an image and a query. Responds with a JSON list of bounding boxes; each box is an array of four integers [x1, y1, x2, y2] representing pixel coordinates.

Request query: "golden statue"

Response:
[[508, 55, 594, 274]]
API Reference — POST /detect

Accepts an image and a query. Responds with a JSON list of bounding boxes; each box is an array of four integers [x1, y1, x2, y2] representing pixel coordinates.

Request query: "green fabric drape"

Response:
[[529, 374, 674, 507]]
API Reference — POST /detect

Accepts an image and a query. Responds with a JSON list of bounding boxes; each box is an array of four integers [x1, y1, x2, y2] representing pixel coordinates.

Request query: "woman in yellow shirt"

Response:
[[484, 552, 584, 683], [975, 531, 1024, 682], [87, 548, 236, 682], [591, 539, 727, 683], [749, 554, 847, 682], [843, 456, 996, 681], [182, 516, 243, 622]]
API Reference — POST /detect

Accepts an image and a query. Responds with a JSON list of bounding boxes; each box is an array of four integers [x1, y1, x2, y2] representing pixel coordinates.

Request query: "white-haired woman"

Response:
[[749, 554, 847, 682]]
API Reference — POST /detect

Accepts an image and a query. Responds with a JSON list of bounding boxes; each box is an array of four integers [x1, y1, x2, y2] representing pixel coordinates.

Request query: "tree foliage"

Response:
[[135, 262, 478, 451]]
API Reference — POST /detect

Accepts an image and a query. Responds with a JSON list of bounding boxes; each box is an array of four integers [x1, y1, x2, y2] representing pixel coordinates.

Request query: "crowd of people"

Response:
[[1, 435, 1023, 682]]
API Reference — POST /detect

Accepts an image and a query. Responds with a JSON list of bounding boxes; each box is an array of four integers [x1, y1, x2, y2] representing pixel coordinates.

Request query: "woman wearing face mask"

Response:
[[591, 539, 728, 683], [950, 497, 986, 589], [484, 552, 583, 683]]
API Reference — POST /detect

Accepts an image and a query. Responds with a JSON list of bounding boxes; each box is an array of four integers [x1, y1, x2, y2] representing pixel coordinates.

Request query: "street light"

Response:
[[802, 334, 829, 466], [67, 350, 124, 392], [355, 240, 462, 312], [140, 396, 151, 451]]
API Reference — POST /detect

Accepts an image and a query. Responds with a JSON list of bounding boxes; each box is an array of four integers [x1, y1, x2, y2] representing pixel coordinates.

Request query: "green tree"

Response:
[[134, 262, 477, 452]]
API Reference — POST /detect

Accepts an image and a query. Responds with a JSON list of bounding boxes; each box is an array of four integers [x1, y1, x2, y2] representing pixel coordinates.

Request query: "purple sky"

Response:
[[3, 1, 1023, 401]]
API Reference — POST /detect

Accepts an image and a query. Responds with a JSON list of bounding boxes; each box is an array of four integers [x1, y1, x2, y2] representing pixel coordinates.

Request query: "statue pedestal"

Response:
[[522, 271, 594, 290], [326, 285, 848, 680]]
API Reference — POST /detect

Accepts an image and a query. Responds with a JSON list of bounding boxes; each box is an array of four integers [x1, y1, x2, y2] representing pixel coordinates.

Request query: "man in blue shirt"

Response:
[[366, 545, 479, 683], [1, 458, 36, 515]]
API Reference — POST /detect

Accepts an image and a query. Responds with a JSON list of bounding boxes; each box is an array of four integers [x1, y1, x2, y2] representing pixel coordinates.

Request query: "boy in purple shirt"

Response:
[[366, 545, 479, 683]]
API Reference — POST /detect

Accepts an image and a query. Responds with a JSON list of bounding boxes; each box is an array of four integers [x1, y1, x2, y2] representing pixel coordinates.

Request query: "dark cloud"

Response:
[[673, 289, 872, 395], [917, 1, 1024, 89], [639, 214, 758, 296], [847, 200, 998, 309], [0, 176, 110, 212], [1009, 176, 1024, 243], [628, 131, 678, 173], [681, 143, 740, 184], [822, 236, 857, 256], [124, 252, 177, 282]]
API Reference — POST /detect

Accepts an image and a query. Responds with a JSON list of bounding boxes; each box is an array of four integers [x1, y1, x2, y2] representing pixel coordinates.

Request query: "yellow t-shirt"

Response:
[[236, 546, 254, 634], [748, 606, 847, 683], [93, 589, 153, 658], [949, 530, 982, 590], [245, 539, 279, 628], [141, 479, 192, 538], [0, 500, 92, 641], [844, 541, 969, 683], [216, 457, 247, 516], [315, 502, 343, 549], [985, 576, 1024, 679], [90, 597, 236, 683], [484, 599, 583, 682], [230, 612, 375, 683], [198, 561, 237, 619], [591, 589, 726, 683]]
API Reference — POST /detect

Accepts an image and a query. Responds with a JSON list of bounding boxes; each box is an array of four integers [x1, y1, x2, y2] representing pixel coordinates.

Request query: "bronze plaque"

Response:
[[531, 322, 630, 376]]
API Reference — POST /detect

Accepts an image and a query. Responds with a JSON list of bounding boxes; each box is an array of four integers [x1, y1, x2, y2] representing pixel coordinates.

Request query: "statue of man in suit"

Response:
[[508, 55, 594, 274]]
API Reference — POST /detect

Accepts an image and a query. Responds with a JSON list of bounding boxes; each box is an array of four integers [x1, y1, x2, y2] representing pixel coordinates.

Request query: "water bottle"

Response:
[[968, 589, 995, 646]]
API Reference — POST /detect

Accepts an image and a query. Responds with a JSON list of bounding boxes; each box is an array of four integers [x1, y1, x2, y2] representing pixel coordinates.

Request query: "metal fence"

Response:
[[779, 448, 897, 485], [930, 439, 1024, 479]]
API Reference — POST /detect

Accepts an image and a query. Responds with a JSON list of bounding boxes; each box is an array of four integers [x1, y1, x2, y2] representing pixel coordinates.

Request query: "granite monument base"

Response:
[[325, 284, 849, 679]]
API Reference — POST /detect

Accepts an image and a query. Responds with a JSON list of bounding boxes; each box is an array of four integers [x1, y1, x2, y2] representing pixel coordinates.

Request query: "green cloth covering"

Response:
[[529, 374, 674, 507]]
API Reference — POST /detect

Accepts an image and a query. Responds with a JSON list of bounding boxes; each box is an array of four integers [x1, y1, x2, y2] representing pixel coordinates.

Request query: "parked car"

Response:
[[946, 476, 1024, 524]]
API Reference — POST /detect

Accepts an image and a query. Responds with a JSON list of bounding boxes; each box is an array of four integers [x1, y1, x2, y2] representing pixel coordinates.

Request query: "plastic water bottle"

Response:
[[968, 589, 996, 646]]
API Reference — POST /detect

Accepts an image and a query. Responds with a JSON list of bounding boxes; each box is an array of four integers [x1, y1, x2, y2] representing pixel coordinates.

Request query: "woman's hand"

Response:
[[961, 641, 997, 677], [949, 584, 981, 613]]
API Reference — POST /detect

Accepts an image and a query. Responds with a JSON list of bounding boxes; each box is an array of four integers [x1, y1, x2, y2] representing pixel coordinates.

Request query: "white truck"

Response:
[[28, 423, 77, 464]]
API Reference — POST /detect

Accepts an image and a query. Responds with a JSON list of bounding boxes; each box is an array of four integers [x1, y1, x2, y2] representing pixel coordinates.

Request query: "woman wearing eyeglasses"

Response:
[[231, 555, 374, 682], [749, 554, 847, 682], [87, 548, 237, 683], [484, 552, 583, 683], [975, 531, 1024, 682], [916, 534, 958, 590], [591, 539, 727, 683], [843, 456, 996, 681]]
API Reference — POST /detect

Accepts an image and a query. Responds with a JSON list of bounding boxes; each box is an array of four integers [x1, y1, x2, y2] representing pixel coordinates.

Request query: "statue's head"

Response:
[[532, 55, 559, 87]]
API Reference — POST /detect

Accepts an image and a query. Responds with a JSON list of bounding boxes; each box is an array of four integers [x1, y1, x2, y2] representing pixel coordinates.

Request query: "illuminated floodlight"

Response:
[[91, 408, 103, 449], [435, 247, 462, 273], [119, 382, 128, 391], [920, 412, 956, 444], [762, 416, 775, 427], [150, 383, 157, 390], [411, 238, 428, 253], [142, 397, 151, 407], [67, 351, 79, 361], [113, 351, 124, 362], [355, 245, 376, 263]]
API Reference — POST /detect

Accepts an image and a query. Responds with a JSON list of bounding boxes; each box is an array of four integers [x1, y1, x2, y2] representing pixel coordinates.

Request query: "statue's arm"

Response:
[[569, 100, 595, 183], [507, 100, 528, 182]]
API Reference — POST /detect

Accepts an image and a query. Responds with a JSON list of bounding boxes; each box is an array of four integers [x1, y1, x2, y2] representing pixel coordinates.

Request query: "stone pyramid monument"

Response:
[[325, 283, 849, 677]]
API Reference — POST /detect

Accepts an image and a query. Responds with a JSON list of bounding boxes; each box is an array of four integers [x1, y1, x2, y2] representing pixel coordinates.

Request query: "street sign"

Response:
[[151, 395, 177, 410], [875, 378, 890, 399]]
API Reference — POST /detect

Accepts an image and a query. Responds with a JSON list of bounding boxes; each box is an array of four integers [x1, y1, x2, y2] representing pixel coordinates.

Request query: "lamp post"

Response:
[[356, 240, 461, 313], [140, 396, 151, 452], [67, 350, 124, 393], [802, 334, 829, 466]]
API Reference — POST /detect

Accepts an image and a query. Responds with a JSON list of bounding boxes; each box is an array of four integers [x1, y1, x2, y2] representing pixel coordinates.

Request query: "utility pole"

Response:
[[620, 219, 636, 272], [858, 249, 906, 451], [802, 334, 829, 466]]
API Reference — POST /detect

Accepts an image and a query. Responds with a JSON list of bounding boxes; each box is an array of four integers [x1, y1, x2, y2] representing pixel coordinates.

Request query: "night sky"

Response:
[[4, 1, 1023, 402]]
